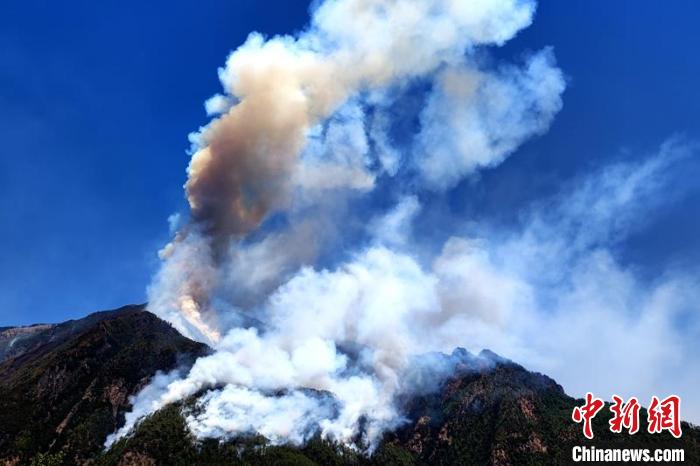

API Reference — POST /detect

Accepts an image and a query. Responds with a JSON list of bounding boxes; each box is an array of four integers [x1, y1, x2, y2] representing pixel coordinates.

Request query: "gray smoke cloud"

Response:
[[108, 0, 581, 451]]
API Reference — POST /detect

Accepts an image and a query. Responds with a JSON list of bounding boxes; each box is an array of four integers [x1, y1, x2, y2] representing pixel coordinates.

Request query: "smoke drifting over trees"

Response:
[[109, 0, 700, 451]]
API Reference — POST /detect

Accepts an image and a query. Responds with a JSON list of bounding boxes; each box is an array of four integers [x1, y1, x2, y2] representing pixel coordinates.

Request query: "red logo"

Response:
[[572, 392, 605, 439], [648, 395, 682, 438], [572, 394, 682, 439], [609, 395, 641, 434]]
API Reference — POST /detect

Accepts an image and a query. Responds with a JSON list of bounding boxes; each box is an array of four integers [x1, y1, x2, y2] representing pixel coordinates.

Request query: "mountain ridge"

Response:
[[0, 305, 153, 365]]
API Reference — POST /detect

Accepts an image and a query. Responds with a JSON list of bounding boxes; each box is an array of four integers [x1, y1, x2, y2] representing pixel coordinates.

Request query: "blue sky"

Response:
[[1, 0, 699, 327]]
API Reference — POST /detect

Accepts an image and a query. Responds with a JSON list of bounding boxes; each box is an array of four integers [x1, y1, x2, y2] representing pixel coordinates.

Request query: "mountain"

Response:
[[1, 306, 698, 465], [0, 305, 207, 465]]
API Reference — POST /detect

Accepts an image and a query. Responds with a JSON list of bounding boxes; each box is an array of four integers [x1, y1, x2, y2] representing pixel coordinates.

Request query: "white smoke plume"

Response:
[[109, 0, 700, 451], [147, 0, 564, 346], [114, 138, 700, 449]]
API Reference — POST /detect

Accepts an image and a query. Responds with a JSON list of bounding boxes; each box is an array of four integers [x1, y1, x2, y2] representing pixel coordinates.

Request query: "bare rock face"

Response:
[[116, 451, 156, 466], [0, 324, 55, 362], [103, 378, 129, 418]]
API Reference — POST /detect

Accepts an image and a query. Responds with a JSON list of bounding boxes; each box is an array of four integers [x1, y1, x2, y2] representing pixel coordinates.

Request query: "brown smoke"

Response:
[[185, 41, 345, 254]]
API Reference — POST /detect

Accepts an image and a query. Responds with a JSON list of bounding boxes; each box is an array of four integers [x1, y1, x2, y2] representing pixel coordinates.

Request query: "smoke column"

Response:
[[109, 0, 572, 449]]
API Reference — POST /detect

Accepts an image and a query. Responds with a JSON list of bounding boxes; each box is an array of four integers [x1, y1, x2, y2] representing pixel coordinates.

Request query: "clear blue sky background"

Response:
[[1, 0, 699, 325]]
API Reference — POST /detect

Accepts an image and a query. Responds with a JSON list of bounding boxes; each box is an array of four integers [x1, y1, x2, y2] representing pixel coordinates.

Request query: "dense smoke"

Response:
[[106, 0, 700, 452], [147, 0, 563, 346]]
